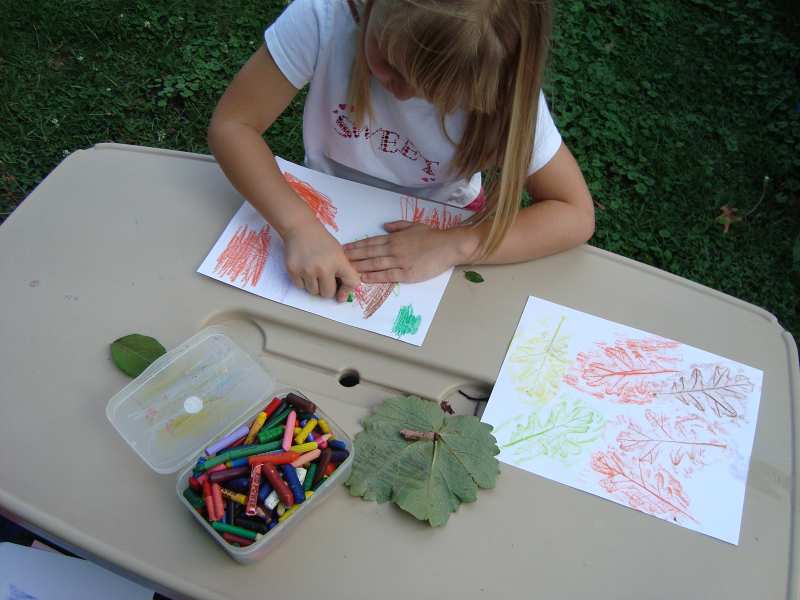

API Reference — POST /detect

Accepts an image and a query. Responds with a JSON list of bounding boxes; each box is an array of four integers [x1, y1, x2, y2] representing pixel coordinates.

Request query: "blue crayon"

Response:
[[329, 439, 346, 451], [226, 478, 250, 494], [281, 464, 306, 504], [257, 480, 274, 503], [329, 449, 350, 463]]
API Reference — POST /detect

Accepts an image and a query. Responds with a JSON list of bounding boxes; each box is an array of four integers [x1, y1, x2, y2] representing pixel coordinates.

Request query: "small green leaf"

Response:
[[110, 334, 166, 377], [464, 270, 485, 283], [346, 396, 500, 526]]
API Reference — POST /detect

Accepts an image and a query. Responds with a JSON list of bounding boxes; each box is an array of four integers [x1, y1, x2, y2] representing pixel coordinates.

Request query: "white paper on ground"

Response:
[[0, 543, 154, 600], [198, 158, 472, 346], [480, 296, 764, 545]]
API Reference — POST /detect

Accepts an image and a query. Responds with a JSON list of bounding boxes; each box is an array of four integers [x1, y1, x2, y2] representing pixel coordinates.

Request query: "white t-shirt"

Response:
[[265, 0, 562, 207]]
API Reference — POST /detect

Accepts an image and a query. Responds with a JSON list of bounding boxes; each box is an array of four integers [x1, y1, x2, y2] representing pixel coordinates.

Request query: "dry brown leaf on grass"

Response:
[[715, 205, 742, 233]]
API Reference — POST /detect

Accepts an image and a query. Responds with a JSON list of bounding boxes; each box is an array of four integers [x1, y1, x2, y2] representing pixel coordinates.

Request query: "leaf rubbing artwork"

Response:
[[509, 316, 572, 403], [346, 396, 500, 526], [500, 400, 604, 465], [660, 365, 753, 418], [617, 410, 728, 466], [591, 450, 697, 524]]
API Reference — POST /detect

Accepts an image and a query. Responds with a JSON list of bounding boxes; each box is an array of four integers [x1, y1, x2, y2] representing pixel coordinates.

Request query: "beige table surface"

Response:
[[1, 143, 797, 600]]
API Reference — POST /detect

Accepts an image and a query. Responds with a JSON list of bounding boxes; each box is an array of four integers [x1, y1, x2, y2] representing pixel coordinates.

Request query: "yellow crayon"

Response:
[[289, 442, 318, 454], [278, 491, 313, 522], [294, 418, 318, 445], [293, 427, 302, 435], [318, 419, 331, 436], [219, 488, 247, 505], [244, 412, 267, 445]]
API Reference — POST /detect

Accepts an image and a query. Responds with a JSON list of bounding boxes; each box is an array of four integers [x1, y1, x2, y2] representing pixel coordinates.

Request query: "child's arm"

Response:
[[208, 45, 361, 302], [342, 142, 595, 283]]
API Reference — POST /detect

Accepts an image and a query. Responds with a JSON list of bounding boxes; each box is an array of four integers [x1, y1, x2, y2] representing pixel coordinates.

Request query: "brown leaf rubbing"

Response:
[[715, 205, 742, 233], [353, 282, 397, 319], [661, 366, 752, 418]]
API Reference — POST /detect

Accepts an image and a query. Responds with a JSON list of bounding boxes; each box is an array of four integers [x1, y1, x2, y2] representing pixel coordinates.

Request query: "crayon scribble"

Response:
[[284, 172, 339, 232], [7, 584, 38, 600], [391, 304, 422, 337], [213, 224, 271, 288], [563, 336, 682, 404], [400, 196, 462, 229], [353, 282, 397, 319]]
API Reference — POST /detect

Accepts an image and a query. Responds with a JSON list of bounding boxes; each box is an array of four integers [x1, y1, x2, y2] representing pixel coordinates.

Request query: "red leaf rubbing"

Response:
[[563, 337, 681, 404], [353, 282, 397, 319], [661, 365, 753, 418], [590, 451, 698, 524], [400, 196, 462, 230], [213, 224, 271, 287], [616, 410, 728, 466], [284, 172, 339, 232]]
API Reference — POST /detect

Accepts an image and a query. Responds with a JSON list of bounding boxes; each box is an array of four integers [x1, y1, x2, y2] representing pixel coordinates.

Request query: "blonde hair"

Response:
[[346, 0, 554, 261]]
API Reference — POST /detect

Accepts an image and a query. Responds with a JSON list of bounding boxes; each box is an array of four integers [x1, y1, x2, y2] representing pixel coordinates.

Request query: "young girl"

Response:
[[208, 0, 594, 303]]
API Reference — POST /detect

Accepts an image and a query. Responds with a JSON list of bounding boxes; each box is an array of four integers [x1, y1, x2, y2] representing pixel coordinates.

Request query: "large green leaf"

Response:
[[346, 396, 500, 526], [110, 334, 166, 377]]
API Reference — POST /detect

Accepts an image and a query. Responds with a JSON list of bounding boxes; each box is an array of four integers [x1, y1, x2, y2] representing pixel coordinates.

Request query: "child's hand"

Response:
[[283, 221, 362, 302], [342, 221, 472, 283]]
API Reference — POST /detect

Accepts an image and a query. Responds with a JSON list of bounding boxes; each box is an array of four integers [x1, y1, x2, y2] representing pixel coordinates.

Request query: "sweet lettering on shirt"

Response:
[[332, 106, 439, 182]]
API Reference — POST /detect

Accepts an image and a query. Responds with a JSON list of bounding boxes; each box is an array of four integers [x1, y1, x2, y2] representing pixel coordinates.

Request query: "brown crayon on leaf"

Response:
[[400, 429, 440, 441]]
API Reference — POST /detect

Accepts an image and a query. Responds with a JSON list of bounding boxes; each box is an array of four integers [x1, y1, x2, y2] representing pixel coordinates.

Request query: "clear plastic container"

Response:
[[107, 325, 353, 563]]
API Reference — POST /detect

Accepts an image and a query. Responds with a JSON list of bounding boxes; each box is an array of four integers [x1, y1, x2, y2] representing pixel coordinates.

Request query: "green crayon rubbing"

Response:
[[391, 304, 422, 338]]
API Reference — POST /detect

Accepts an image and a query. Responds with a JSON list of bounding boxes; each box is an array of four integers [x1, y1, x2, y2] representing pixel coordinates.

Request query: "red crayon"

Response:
[[262, 397, 282, 420], [261, 462, 294, 507], [188, 476, 202, 495], [221, 532, 254, 547], [201, 479, 217, 522], [246, 464, 262, 517], [248, 451, 299, 467]]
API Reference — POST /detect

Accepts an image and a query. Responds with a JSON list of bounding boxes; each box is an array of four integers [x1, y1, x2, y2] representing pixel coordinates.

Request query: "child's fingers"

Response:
[[341, 233, 390, 252], [361, 268, 406, 283], [382, 220, 415, 232], [335, 263, 362, 303]]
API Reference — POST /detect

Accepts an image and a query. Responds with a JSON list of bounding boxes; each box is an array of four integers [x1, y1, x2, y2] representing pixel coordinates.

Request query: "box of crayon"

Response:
[[106, 325, 353, 563]]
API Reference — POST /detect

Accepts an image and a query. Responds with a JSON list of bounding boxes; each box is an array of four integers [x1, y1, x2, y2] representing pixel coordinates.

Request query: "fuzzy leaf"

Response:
[[110, 334, 166, 377], [464, 270, 484, 283], [346, 396, 500, 526]]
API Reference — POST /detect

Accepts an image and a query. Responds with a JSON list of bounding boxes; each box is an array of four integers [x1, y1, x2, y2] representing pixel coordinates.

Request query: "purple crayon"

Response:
[[205, 425, 250, 456]]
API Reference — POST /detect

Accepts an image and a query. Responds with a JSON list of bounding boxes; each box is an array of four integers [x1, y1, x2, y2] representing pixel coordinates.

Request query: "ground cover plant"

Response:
[[1, 0, 798, 339]]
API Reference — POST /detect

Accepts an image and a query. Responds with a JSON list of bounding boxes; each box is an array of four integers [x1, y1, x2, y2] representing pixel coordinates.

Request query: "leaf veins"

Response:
[[509, 316, 572, 403], [660, 365, 753, 418], [617, 410, 728, 466], [591, 450, 698, 524]]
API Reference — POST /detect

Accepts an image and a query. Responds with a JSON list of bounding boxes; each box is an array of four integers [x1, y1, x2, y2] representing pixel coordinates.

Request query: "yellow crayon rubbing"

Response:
[[294, 418, 318, 445]]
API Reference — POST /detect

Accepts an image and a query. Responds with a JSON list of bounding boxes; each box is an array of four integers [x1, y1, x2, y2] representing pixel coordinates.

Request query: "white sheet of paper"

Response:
[[0, 543, 154, 600], [481, 296, 764, 545], [198, 158, 471, 345]]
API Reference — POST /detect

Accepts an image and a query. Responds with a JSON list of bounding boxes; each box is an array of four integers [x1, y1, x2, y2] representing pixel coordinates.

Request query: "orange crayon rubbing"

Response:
[[400, 196, 462, 230], [284, 172, 339, 232], [214, 224, 271, 288]]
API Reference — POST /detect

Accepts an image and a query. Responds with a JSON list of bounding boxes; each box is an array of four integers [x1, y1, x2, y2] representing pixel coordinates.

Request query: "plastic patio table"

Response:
[[0, 143, 797, 600]]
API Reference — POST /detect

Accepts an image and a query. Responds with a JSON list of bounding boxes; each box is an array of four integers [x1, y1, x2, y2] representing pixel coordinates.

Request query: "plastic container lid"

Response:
[[106, 326, 276, 474]]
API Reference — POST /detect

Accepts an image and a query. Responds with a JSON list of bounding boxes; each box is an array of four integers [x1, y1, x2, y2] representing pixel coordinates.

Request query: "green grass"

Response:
[[2, 0, 799, 339]]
